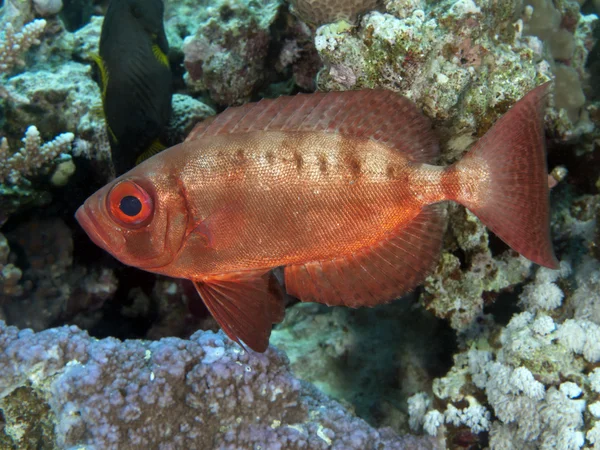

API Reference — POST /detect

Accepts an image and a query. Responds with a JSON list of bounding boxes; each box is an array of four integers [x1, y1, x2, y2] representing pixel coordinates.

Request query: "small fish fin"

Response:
[[107, 124, 119, 145], [90, 52, 109, 98], [135, 139, 167, 165], [90, 102, 104, 117], [452, 82, 558, 269], [193, 270, 285, 352], [184, 116, 217, 142], [184, 90, 439, 163], [284, 204, 447, 307], [151, 43, 170, 67], [185, 104, 254, 142]]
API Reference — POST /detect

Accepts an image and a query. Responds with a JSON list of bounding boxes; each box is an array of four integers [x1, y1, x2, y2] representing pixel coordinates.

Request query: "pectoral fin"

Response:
[[193, 270, 285, 352]]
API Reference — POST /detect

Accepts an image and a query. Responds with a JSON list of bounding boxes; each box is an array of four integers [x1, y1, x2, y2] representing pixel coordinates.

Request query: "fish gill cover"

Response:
[[0, 0, 599, 449]]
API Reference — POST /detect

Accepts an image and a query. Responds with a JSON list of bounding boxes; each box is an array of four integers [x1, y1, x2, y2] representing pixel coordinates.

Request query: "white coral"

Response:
[[589, 402, 600, 419], [556, 319, 600, 363], [588, 421, 600, 445], [423, 409, 443, 436], [519, 263, 571, 312], [559, 382, 582, 399], [590, 369, 600, 394], [532, 315, 556, 335], [0, 126, 75, 184], [444, 397, 491, 433], [0, 19, 47, 74], [407, 392, 430, 431]]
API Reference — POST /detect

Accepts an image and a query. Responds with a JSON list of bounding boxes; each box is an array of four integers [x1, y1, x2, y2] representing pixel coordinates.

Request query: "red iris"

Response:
[[107, 180, 153, 227]]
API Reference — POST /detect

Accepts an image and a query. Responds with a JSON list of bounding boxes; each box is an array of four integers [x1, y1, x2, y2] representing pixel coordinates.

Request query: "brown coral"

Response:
[[289, 0, 380, 25]]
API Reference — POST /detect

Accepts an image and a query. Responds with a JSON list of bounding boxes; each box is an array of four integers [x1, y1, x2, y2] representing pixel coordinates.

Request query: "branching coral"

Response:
[[0, 126, 74, 185], [0, 18, 46, 75]]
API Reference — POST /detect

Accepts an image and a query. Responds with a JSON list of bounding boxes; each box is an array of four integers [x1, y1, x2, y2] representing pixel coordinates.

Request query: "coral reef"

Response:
[[422, 205, 534, 331], [314, 0, 596, 143], [404, 187, 600, 448], [0, 218, 117, 331], [0, 321, 441, 449], [0, 0, 599, 449], [270, 299, 456, 431], [289, 0, 380, 25], [182, 0, 281, 105]]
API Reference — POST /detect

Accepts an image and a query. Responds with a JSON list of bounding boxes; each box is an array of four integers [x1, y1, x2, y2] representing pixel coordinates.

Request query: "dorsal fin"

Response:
[[185, 90, 439, 163]]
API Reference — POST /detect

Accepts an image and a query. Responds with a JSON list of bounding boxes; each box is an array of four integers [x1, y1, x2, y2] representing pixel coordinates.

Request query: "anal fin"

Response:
[[193, 270, 285, 352], [284, 205, 447, 307]]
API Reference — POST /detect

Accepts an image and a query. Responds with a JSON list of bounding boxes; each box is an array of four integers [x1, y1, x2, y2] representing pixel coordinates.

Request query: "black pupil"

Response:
[[119, 195, 142, 217]]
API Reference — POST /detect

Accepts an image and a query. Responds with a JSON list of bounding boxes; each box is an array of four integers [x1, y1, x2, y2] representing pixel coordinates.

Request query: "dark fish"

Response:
[[94, 0, 172, 175]]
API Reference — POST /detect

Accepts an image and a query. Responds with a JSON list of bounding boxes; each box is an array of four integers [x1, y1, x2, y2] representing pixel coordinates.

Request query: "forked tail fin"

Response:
[[450, 82, 558, 268]]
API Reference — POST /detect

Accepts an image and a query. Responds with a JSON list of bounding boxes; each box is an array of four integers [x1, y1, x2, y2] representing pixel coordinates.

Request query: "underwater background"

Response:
[[0, 0, 599, 449]]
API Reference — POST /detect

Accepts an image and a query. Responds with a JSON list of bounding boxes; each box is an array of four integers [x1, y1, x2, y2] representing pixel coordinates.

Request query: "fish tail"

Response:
[[446, 82, 558, 268]]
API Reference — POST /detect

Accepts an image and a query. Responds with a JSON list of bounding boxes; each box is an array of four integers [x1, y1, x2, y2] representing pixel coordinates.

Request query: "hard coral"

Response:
[[289, 0, 381, 25], [0, 126, 74, 185], [183, 0, 280, 106], [315, 0, 597, 143], [0, 18, 46, 76], [0, 322, 441, 449]]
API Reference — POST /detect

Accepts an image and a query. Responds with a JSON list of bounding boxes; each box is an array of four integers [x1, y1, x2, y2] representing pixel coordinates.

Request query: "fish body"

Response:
[[153, 131, 427, 277], [76, 86, 558, 352], [96, 0, 172, 174]]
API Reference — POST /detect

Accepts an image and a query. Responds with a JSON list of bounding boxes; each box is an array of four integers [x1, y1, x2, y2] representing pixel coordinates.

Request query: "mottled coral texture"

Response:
[[0, 322, 440, 450], [289, 0, 380, 25], [315, 0, 596, 142], [182, 0, 280, 105]]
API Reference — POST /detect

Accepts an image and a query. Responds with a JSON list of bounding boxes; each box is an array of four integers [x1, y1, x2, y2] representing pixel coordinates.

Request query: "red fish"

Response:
[[75, 84, 558, 352]]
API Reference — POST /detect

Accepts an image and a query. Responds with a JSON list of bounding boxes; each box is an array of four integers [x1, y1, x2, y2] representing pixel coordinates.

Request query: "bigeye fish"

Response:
[[93, 0, 172, 175], [76, 84, 558, 352]]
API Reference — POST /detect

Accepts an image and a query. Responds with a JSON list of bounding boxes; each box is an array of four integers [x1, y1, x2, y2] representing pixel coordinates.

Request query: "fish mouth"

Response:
[[75, 203, 121, 254]]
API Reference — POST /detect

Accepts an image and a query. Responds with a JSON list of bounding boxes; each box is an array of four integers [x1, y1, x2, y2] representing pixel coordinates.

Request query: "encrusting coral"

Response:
[[0, 321, 442, 450], [314, 0, 596, 142], [182, 0, 281, 105]]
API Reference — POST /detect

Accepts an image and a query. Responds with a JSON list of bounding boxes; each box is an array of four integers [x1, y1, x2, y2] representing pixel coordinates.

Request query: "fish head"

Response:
[[76, 155, 189, 272], [126, 0, 165, 36]]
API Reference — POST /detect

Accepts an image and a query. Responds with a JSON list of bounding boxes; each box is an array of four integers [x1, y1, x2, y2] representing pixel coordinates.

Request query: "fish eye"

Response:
[[107, 180, 153, 228], [119, 195, 142, 217]]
